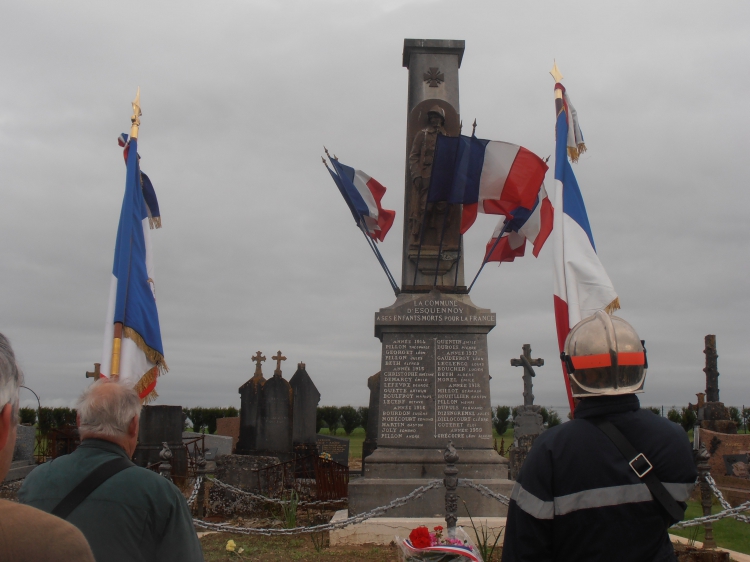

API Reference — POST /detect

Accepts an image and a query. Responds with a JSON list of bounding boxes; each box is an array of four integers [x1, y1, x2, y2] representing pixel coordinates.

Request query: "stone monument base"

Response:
[[349, 446, 510, 517], [349, 477, 512, 518]]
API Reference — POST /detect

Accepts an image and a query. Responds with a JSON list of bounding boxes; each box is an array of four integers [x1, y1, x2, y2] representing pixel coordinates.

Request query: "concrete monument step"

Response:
[[4, 459, 36, 482], [329, 510, 505, 546]]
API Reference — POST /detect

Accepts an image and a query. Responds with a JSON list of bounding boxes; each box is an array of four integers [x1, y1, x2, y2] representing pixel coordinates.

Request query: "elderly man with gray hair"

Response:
[[0, 333, 95, 561], [19, 378, 204, 562]]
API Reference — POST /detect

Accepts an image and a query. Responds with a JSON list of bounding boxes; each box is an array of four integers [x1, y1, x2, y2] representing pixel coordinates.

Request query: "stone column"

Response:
[[402, 39, 465, 291]]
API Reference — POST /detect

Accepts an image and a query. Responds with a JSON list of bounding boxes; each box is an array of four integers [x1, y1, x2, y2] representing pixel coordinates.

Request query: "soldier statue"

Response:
[[408, 105, 448, 244]]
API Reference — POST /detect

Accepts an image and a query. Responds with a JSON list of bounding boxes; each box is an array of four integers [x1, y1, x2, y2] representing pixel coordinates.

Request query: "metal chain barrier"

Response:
[[703, 473, 750, 524], [192, 479, 443, 535], [672, 499, 750, 528], [186, 476, 203, 508], [458, 480, 510, 506], [206, 477, 348, 508]]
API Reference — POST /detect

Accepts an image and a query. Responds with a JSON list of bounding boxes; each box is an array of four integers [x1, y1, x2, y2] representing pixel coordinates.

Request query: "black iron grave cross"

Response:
[[510, 344, 544, 407]]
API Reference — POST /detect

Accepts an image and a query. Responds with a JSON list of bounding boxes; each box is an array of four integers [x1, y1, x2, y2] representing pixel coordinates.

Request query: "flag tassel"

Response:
[[122, 326, 169, 374], [604, 297, 621, 315]]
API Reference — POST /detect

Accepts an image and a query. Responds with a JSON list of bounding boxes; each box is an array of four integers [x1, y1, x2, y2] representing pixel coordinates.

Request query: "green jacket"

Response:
[[19, 439, 204, 562]]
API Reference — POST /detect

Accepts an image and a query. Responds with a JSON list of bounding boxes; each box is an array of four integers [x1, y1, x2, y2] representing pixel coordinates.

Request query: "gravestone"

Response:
[[349, 39, 511, 518], [290, 362, 321, 460], [13, 425, 36, 462], [316, 434, 350, 466], [236, 351, 266, 454], [216, 417, 240, 452], [361, 371, 380, 474], [691, 336, 736, 434], [508, 344, 545, 480], [182, 431, 233, 457], [255, 351, 294, 461]]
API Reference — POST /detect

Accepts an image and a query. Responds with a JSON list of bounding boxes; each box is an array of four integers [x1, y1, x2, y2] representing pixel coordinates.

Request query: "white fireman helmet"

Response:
[[561, 310, 648, 397]]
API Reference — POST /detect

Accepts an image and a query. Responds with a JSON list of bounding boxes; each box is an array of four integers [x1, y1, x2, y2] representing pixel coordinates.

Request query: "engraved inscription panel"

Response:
[[379, 332, 492, 448]]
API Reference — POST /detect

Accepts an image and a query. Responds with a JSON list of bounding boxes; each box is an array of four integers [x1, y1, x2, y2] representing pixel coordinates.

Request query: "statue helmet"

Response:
[[561, 310, 647, 397], [427, 105, 446, 121]]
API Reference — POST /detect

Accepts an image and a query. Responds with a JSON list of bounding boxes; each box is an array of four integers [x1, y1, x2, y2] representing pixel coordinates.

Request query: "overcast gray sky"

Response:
[[2, 0, 748, 416]]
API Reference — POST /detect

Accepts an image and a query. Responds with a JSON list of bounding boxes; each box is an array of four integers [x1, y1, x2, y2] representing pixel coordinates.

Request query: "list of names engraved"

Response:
[[379, 333, 492, 447]]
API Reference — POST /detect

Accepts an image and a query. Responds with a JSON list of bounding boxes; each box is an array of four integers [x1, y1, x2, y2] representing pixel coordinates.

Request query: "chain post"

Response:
[[444, 441, 459, 535], [694, 442, 717, 548], [158, 442, 173, 482]]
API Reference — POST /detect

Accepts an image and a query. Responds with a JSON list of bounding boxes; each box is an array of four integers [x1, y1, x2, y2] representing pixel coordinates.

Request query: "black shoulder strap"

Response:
[[51, 456, 134, 520], [588, 417, 685, 521]]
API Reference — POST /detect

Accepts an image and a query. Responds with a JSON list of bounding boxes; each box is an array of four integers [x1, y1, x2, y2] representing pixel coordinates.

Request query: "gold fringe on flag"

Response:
[[123, 326, 169, 374], [604, 297, 621, 314], [134, 365, 160, 404], [147, 216, 162, 230], [567, 143, 587, 163]]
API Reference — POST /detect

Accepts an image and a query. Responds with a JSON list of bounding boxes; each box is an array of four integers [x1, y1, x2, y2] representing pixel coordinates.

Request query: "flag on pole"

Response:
[[552, 73, 619, 409], [101, 135, 167, 402], [428, 134, 548, 234], [118, 133, 161, 229], [484, 183, 553, 263], [326, 157, 395, 242]]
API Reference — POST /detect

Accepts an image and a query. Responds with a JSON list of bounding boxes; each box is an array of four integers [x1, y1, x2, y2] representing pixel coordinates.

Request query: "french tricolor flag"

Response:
[[328, 158, 395, 242], [552, 82, 619, 409], [484, 183, 554, 263], [101, 136, 167, 402], [428, 135, 548, 234]]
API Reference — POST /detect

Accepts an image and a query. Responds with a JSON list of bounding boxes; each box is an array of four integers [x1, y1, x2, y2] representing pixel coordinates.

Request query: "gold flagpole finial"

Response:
[[130, 87, 142, 140], [550, 61, 563, 83]]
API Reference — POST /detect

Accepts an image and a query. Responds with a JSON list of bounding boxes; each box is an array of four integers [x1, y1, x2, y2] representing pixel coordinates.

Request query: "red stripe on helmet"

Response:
[[618, 351, 645, 366], [570, 353, 611, 369]]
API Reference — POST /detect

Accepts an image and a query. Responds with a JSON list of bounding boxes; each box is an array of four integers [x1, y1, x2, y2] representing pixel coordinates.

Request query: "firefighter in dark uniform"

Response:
[[408, 105, 447, 241], [502, 311, 697, 562]]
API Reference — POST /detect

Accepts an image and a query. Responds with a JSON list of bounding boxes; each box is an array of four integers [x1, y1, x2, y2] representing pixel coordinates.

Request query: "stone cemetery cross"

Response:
[[272, 350, 286, 377], [510, 344, 544, 407], [252, 351, 266, 376]]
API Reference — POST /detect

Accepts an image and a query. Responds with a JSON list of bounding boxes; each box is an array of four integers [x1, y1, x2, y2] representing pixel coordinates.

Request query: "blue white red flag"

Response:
[[484, 183, 553, 263], [118, 133, 161, 229], [326, 158, 395, 242], [428, 134, 548, 233], [101, 136, 167, 402], [552, 81, 619, 408]]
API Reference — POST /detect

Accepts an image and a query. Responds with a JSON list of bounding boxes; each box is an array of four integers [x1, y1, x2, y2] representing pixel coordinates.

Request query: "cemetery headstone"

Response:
[[316, 434, 350, 466], [290, 362, 321, 460], [349, 40, 511, 519], [690, 336, 736, 434], [13, 424, 36, 462], [133, 405, 187, 482], [255, 351, 294, 461], [236, 351, 266, 454], [216, 417, 240, 451], [508, 344, 545, 480]]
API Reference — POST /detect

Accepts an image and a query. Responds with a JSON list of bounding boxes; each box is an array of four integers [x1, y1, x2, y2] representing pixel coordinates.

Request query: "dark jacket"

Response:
[[18, 439, 204, 562], [502, 395, 697, 562]]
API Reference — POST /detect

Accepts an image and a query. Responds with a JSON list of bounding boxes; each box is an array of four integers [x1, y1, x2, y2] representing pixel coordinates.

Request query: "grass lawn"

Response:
[[317, 427, 365, 460], [670, 500, 750, 555]]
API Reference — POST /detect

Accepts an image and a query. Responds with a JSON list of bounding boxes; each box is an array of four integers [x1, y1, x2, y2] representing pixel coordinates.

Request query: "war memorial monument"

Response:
[[348, 39, 512, 518]]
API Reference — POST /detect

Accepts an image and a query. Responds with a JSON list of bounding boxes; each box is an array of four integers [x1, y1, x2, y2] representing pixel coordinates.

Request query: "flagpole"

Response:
[[432, 205, 451, 287], [111, 88, 141, 378], [411, 199, 429, 288], [453, 234, 462, 291], [467, 219, 511, 293], [358, 220, 400, 295]]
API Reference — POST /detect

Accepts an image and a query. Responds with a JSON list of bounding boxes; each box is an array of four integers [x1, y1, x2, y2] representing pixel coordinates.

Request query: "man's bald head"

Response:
[[77, 379, 141, 439]]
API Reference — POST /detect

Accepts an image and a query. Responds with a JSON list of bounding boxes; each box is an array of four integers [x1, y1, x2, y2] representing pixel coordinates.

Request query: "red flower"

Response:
[[409, 526, 432, 549]]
